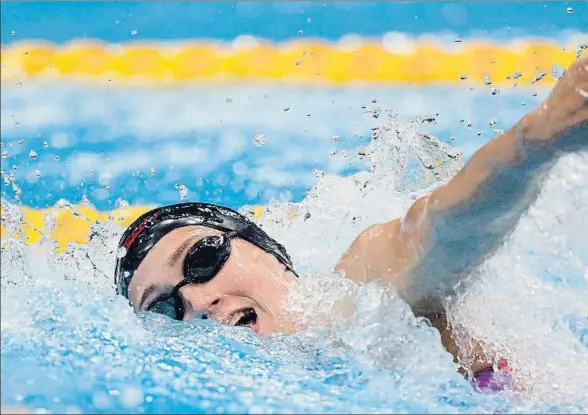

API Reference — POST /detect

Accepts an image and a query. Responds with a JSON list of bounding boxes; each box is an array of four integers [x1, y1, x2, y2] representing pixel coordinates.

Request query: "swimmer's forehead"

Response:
[[144, 225, 225, 269], [128, 225, 224, 306]]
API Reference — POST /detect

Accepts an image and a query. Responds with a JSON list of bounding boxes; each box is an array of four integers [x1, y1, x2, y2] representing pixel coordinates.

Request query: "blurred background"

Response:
[[1, 1, 586, 246]]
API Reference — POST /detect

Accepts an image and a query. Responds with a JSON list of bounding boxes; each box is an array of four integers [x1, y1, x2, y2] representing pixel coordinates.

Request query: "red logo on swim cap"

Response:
[[122, 214, 158, 249]]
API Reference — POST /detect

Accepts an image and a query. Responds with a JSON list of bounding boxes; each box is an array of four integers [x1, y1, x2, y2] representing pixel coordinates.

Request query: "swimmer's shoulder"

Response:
[[335, 219, 416, 287]]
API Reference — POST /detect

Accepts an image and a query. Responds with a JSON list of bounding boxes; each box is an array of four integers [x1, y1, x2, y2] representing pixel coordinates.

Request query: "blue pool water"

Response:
[[1, 238, 587, 414], [0, 84, 543, 209], [0, 266, 513, 414], [2, 97, 588, 413]]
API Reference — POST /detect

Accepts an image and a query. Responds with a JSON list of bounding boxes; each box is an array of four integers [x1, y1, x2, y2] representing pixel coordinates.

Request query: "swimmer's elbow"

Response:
[[401, 195, 435, 232], [338, 219, 426, 287], [336, 233, 372, 284]]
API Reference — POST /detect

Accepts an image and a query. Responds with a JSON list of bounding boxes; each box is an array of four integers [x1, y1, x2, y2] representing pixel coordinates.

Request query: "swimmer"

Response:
[[114, 56, 588, 393]]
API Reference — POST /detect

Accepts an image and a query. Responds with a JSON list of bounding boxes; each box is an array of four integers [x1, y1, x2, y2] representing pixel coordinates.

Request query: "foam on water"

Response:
[[1, 109, 587, 414], [252, 111, 588, 405]]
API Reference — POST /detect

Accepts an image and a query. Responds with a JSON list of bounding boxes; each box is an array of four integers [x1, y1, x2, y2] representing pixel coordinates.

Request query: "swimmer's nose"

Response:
[[178, 285, 221, 321]]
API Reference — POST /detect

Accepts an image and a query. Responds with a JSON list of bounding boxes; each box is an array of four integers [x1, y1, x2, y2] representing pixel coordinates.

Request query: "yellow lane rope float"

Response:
[[1, 36, 582, 250], [0, 38, 581, 85], [0, 204, 266, 252]]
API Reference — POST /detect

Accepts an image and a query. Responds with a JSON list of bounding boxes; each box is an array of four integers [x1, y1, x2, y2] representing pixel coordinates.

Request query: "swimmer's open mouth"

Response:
[[228, 308, 258, 329]]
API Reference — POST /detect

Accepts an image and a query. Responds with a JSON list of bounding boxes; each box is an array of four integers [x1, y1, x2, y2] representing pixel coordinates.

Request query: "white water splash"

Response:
[[1, 105, 587, 412], [247, 111, 588, 405], [445, 151, 588, 403]]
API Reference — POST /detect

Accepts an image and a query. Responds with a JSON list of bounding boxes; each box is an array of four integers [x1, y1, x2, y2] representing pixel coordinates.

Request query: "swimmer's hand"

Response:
[[519, 55, 588, 153], [337, 56, 588, 315]]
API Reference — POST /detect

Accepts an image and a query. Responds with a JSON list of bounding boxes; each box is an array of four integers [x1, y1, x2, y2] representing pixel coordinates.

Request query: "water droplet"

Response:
[[34, 169, 41, 177], [19, 139, 25, 145], [298, 30, 304, 35], [43, 141, 49, 148], [513, 71, 522, 80], [491, 87, 500, 95], [117, 246, 127, 258], [15, 81, 22, 87], [483, 74, 492, 85], [460, 74, 467, 80], [92, 391, 110, 410], [306, 17, 312, 23], [82, 194, 89, 205], [551, 64, 565, 80], [29, 150, 38, 159], [332, 135, 340, 142], [253, 133, 266, 147], [11, 30, 16, 36], [179, 184, 188, 200], [311, 168, 324, 177], [2, 150, 9, 158], [120, 385, 144, 408], [466, 121, 472, 130], [130, 29, 138, 35], [150, 167, 155, 176], [567, 6, 573, 14], [489, 118, 497, 126], [531, 70, 546, 84], [54, 156, 60, 161]]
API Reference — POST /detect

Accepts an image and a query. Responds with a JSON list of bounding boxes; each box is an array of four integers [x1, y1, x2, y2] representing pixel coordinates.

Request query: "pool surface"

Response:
[[2, 2, 588, 414]]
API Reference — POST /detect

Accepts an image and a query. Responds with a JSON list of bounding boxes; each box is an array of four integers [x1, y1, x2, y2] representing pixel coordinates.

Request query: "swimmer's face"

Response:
[[127, 226, 299, 336]]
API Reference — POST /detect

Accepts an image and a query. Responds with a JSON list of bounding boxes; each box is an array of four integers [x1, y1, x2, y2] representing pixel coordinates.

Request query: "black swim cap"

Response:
[[114, 202, 296, 299]]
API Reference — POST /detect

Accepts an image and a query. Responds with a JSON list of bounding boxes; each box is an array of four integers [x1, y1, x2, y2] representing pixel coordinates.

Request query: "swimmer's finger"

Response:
[[571, 55, 588, 73]]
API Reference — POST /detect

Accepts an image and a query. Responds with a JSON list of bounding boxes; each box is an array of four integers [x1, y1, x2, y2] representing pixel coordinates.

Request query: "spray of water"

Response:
[[1, 107, 587, 413], [246, 109, 588, 405]]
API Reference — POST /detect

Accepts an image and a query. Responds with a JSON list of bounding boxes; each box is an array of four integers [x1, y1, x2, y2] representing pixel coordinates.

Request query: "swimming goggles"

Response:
[[147, 231, 239, 320], [115, 202, 297, 300]]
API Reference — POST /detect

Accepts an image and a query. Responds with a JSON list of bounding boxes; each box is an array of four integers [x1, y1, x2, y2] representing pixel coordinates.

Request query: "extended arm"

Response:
[[337, 56, 588, 315]]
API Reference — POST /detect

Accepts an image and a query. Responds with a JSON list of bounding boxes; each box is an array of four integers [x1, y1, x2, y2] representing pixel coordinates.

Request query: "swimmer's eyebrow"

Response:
[[166, 234, 202, 268], [139, 234, 206, 309]]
